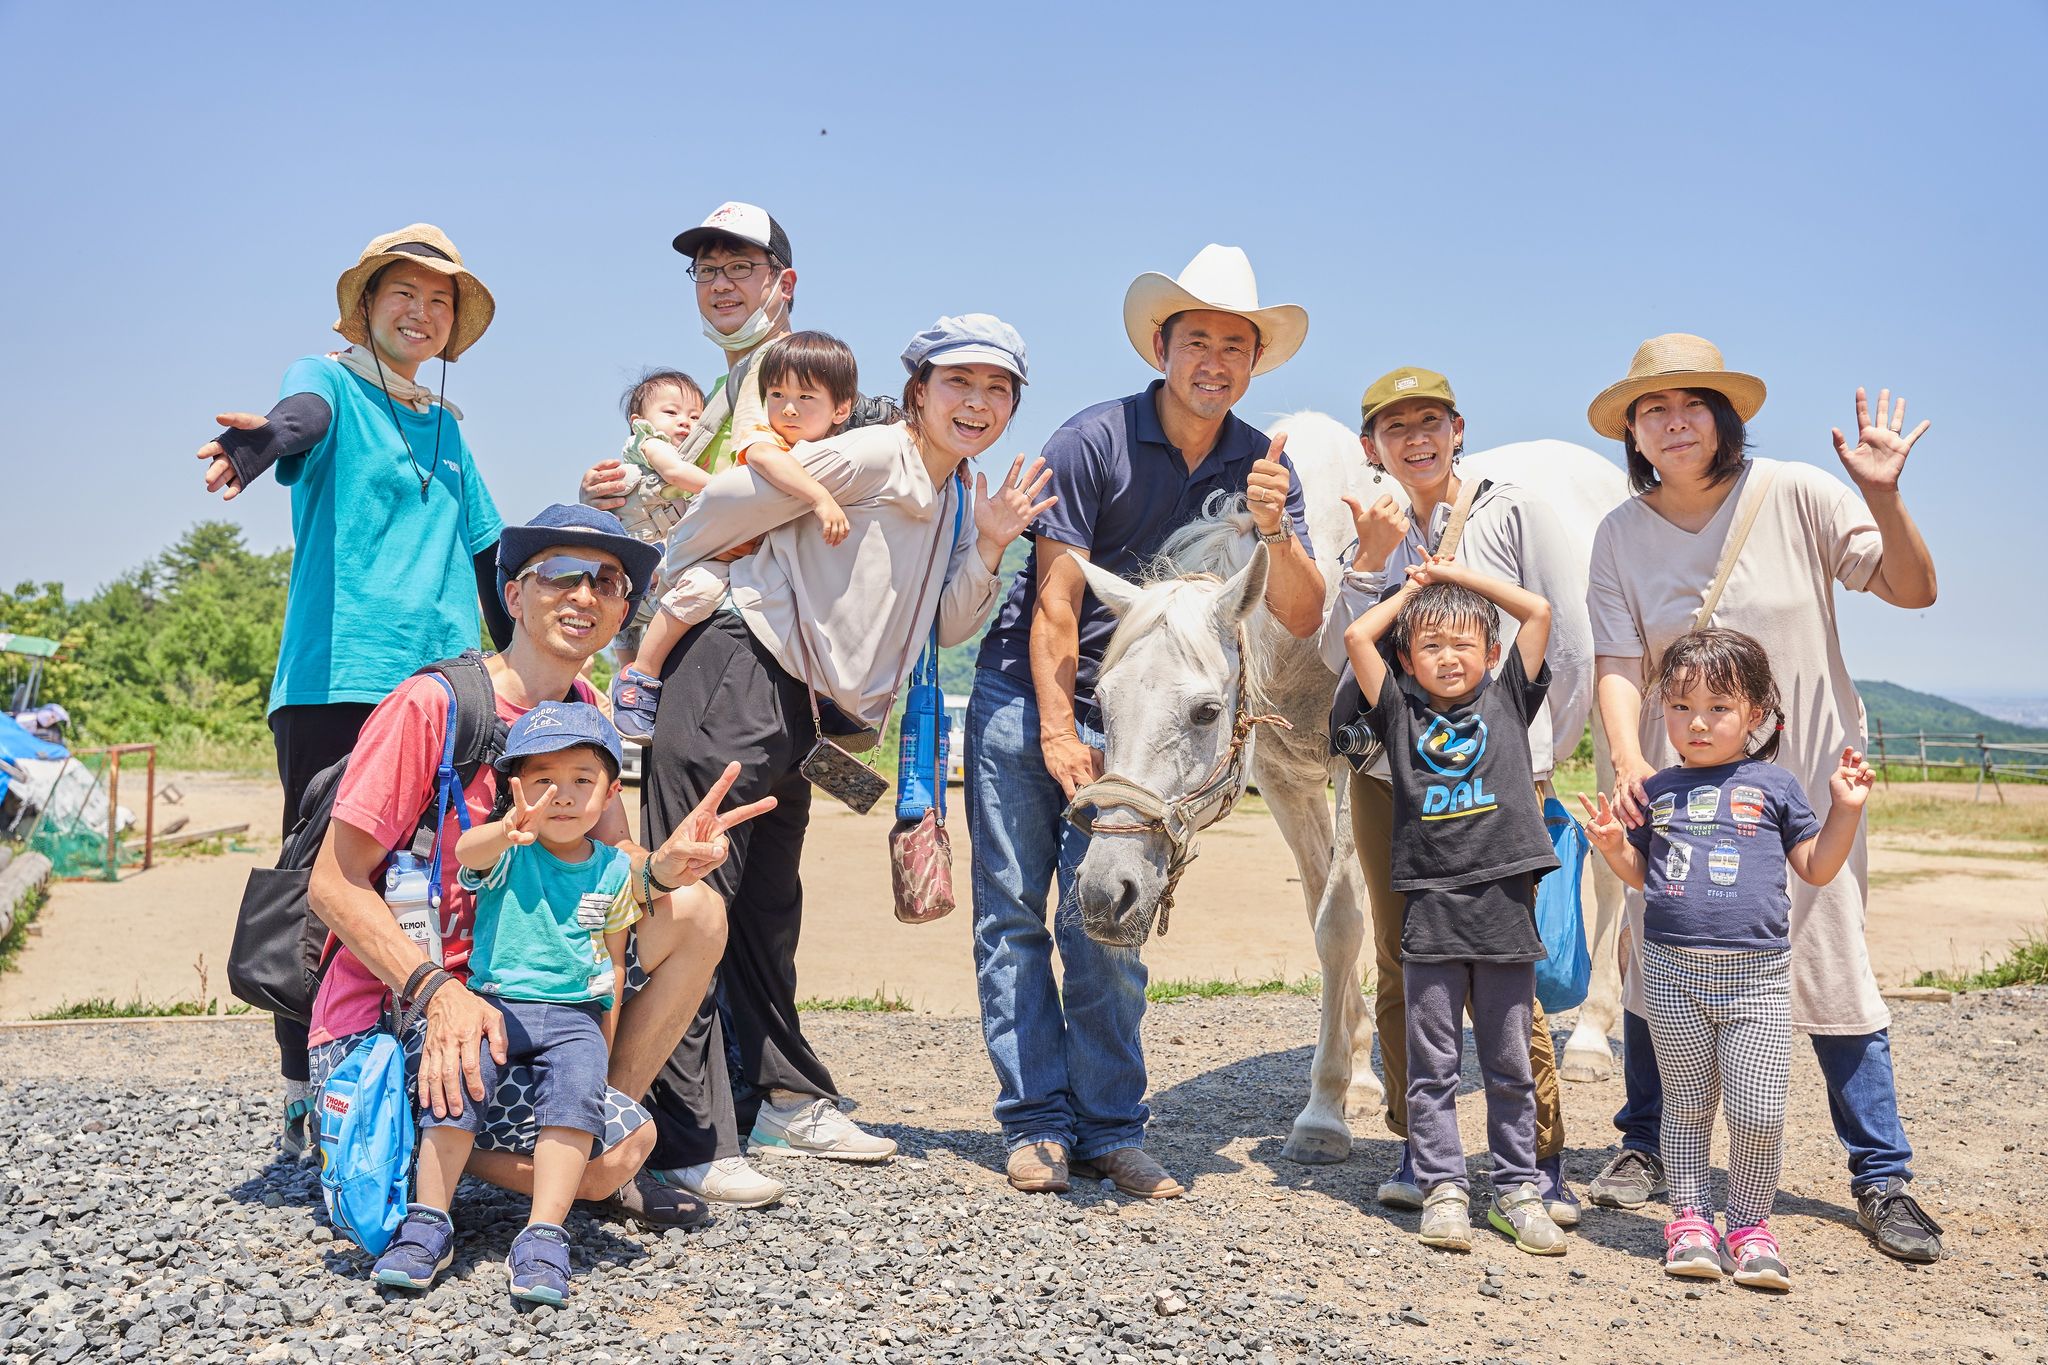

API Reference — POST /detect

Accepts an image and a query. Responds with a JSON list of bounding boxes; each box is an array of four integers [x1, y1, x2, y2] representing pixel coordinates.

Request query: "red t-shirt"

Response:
[[307, 671, 596, 1045]]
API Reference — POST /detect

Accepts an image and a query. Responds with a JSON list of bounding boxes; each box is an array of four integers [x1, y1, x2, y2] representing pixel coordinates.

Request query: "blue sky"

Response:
[[2, 2, 2040, 695]]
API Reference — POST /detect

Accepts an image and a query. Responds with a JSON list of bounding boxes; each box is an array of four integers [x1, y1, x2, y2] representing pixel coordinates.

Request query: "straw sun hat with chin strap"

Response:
[[1122, 244, 1307, 377], [333, 223, 495, 362], [1587, 332, 1766, 440]]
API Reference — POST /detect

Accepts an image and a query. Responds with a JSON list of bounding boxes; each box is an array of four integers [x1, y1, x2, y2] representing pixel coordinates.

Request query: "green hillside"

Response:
[[1857, 680, 2048, 744]]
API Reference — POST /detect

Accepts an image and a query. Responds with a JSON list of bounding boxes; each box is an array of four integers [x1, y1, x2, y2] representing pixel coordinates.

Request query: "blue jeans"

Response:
[[966, 667, 1150, 1158], [1614, 1008, 1914, 1189]]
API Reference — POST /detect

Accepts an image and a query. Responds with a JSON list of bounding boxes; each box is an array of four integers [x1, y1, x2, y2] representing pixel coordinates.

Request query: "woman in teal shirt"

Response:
[[195, 223, 505, 1153]]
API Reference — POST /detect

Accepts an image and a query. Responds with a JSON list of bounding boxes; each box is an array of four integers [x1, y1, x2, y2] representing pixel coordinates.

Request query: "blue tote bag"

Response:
[[1534, 796, 1592, 1013]]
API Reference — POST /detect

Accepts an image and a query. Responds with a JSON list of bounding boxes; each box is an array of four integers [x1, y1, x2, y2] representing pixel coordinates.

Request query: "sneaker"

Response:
[[1069, 1147, 1185, 1199], [1724, 1222, 1791, 1291], [751, 1095, 898, 1163], [1663, 1209, 1726, 1280], [372, 1205, 455, 1290], [609, 667, 662, 745], [1488, 1181, 1567, 1256], [1587, 1147, 1666, 1210], [1536, 1153, 1582, 1228], [1855, 1178, 1944, 1264], [577, 1170, 712, 1229], [653, 1157, 786, 1209], [1376, 1145, 1424, 1211], [281, 1080, 315, 1162], [1417, 1184, 1472, 1252], [507, 1223, 572, 1306]]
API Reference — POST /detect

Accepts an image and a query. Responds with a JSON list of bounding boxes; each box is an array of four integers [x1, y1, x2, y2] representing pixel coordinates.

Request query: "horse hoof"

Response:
[[1282, 1120, 1353, 1165], [1560, 1045, 1614, 1084], [1343, 1083, 1384, 1120]]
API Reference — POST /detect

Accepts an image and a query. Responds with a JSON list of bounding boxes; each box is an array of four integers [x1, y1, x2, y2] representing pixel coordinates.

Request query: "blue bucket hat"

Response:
[[900, 313, 1027, 384], [496, 503, 663, 608], [496, 701, 623, 778]]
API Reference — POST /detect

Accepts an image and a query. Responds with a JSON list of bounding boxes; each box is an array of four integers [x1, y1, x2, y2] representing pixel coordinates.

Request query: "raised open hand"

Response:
[[196, 412, 267, 501], [649, 761, 779, 890], [502, 776, 553, 846], [1831, 387, 1929, 493], [972, 454, 1057, 549], [1828, 745, 1878, 810]]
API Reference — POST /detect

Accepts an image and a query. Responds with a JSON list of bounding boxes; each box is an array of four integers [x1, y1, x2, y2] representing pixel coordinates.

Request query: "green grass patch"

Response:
[[0, 883, 47, 976], [32, 996, 253, 1020], [1912, 928, 2048, 992], [1146, 975, 1335, 1003], [797, 991, 913, 1013], [1868, 792, 2048, 844]]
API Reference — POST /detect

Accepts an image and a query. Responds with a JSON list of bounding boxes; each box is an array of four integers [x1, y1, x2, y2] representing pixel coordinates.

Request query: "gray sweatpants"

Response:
[[1403, 960, 1539, 1193]]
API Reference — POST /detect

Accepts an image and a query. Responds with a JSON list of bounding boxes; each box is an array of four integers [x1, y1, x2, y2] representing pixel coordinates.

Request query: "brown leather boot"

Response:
[[1006, 1141, 1071, 1193], [1071, 1147, 1185, 1199]]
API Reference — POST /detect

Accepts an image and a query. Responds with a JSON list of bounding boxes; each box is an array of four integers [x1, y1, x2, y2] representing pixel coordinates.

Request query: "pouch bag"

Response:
[[888, 809, 956, 924]]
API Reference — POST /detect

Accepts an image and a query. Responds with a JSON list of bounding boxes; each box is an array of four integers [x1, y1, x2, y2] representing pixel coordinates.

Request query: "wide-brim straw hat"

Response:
[[1122, 244, 1307, 378], [333, 224, 495, 362], [1587, 333, 1766, 440]]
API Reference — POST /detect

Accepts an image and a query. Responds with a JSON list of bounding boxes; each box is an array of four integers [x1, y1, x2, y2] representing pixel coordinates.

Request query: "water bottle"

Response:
[[896, 683, 944, 821], [384, 850, 441, 964]]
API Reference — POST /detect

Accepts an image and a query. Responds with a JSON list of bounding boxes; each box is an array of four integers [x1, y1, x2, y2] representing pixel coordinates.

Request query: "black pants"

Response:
[[641, 614, 835, 1168], [267, 702, 375, 1083]]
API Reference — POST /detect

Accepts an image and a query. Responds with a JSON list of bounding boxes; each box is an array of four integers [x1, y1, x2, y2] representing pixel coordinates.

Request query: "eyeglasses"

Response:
[[686, 258, 775, 284], [516, 555, 632, 601]]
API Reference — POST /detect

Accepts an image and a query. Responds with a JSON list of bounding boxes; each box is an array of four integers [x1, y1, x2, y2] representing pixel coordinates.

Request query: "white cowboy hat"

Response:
[[1122, 244, 1308, 377]]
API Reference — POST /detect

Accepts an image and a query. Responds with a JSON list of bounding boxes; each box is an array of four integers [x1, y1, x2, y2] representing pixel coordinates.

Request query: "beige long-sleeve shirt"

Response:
[[661, 423, 999, 729]]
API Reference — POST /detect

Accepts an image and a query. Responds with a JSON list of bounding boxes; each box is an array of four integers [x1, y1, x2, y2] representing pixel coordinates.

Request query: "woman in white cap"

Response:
[[193, 224, 505, 1156], [630, 315, 1053, 1209], [1321, 365, 1593, 1233], [1578, 334, 1944, 1266]]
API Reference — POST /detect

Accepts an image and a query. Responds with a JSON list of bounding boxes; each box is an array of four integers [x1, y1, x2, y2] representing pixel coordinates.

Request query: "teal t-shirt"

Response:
[[460, 840, 634, 1007], [267, 356, 502, 712]]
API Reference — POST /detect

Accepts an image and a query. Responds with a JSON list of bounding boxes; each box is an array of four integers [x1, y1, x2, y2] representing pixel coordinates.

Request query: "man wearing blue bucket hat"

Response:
[[967, 246, 1325, 1197], [304, 503, 773, 1241]]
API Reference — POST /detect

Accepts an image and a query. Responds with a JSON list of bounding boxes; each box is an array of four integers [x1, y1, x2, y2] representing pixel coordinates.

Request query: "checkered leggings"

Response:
[[1642, 941, 1791, 1228]]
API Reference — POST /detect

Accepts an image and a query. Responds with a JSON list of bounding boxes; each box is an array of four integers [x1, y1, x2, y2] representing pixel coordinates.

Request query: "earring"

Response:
[[1371, 466, 1383, 484]]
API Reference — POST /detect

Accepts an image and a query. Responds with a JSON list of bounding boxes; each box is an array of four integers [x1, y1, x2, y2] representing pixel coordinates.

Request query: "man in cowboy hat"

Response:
[[967, 244, 1325, 1197]]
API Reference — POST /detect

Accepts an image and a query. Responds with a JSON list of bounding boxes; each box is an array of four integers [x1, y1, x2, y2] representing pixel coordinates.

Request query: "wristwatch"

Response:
[[1255, 524, 1292, 545]]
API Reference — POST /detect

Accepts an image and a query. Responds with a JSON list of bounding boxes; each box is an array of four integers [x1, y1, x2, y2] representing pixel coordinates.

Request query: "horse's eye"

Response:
[[1191, 701, 1223, 726]]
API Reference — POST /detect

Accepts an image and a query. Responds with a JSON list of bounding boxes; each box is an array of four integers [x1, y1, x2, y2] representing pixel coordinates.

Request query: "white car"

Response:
[[945, 694, 968, 786]]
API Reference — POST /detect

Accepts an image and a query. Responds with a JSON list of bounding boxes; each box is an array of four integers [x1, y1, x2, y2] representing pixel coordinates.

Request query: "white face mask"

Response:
[[701, 282, 786, 353]]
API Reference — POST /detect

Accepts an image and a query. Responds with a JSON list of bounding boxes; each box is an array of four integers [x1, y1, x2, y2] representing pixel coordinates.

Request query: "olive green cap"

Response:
[[1360, 366, 1457, 428]]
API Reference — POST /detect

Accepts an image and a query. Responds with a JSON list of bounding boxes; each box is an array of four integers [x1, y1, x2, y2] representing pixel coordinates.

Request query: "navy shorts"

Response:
[[419, 998, 608, 1139]]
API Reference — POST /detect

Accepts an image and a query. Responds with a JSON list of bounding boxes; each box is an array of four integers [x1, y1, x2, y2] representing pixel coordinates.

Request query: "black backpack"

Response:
[[228, 652, 503, 1024]]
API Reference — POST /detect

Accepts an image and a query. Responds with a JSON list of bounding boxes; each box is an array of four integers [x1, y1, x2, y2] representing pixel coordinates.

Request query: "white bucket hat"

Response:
[[1122, 244, 1308, 377]]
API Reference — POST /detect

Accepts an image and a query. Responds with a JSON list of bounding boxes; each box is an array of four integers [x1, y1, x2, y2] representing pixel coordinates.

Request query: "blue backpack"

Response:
[[1534, 796, 1592, 1012], [317, 673, 473, 1255]]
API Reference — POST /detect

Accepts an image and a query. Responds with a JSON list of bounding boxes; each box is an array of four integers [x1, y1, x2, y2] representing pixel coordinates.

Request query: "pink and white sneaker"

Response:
[[1724, 1221, 1791, 1291], [1663, 1209, 1726, 1279]]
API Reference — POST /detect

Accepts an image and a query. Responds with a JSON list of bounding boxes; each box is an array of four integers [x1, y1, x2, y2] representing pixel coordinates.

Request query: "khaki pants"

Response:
[[1351, 770, 1564, 1159]]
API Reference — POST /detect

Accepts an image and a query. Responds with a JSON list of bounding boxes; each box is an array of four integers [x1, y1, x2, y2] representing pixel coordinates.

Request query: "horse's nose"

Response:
[[1080, 875, 1144, 942]]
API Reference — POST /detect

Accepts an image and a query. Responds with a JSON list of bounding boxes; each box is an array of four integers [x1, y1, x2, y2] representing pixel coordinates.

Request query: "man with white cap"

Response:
[[967, 245, 1325, 1197]]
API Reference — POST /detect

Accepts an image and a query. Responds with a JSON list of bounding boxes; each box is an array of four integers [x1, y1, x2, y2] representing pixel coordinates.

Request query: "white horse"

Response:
[[1068, 411, 1628, 1167]]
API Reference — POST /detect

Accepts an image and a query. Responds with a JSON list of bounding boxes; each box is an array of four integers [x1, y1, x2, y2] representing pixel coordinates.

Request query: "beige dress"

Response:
[[1587, 458, 1889, 1035]]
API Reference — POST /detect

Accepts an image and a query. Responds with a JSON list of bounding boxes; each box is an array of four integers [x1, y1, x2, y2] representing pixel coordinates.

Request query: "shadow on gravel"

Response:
[[306, 1183, 655, 1289]]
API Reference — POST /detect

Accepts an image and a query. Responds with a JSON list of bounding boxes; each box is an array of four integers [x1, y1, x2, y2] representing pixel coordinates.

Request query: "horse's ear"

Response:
[[1214, 542, 1269, 629], [1074, 555, 1143, 619]]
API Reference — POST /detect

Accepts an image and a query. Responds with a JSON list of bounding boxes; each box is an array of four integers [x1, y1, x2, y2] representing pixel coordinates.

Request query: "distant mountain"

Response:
[[1857, 680, 2048, 745]]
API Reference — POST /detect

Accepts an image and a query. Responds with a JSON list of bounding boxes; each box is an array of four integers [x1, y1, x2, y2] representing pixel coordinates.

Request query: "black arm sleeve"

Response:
[[211, 391, 333, 489], [474, 541, 513, 652]]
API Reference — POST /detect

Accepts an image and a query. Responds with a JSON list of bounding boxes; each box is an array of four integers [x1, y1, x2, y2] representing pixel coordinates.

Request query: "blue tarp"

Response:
[[0, 711, 68, 805]]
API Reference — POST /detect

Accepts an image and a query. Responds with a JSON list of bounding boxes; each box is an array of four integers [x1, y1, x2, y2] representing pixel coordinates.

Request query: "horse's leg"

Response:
[[1283, 766, 1375, 1164], [1563, 722, 1626, 1082]]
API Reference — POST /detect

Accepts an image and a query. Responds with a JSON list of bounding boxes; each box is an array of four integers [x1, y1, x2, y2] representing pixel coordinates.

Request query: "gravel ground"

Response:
[[2, 992, 2045, 1364]]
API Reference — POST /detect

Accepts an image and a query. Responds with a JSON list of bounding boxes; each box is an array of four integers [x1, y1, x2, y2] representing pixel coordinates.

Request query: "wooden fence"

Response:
[[1868, 721, 2048, 802]]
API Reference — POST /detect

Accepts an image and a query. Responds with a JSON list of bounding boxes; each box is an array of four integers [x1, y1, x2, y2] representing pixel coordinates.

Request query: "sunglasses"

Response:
[[515, 555, 633, 601]]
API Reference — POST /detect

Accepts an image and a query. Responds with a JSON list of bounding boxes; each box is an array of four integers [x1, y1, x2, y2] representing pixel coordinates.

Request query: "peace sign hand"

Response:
[[1832, 387, 1929, 494], [1577, 790, 1627, 856], [502, 776, 554, 846], [972, 454, 1058, 550], [648, 761, 779, 890]]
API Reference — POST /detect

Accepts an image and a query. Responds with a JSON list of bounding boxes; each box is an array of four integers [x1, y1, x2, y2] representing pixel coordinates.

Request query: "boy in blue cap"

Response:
[[373, 700, 643, 1305]]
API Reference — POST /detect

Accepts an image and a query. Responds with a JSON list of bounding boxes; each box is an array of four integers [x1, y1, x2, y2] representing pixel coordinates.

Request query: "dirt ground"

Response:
[[2, 772, 2042, 1020]]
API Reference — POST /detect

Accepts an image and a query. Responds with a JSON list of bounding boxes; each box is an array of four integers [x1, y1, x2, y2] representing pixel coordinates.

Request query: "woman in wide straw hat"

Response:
[[1578, 333, 1945, 1265], [193, 224, 506, 1154]]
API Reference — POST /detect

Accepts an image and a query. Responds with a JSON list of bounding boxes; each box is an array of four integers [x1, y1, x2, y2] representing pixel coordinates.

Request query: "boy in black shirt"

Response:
[[1342, 557, 1564, 1256]]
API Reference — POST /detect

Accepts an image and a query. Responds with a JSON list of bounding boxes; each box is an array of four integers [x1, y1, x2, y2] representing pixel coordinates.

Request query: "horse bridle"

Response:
[[1063, 627, 1291, 937]]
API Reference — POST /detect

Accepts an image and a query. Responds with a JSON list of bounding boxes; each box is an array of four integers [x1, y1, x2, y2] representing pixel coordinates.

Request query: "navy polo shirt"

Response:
[[976, 380, 1313, 725]]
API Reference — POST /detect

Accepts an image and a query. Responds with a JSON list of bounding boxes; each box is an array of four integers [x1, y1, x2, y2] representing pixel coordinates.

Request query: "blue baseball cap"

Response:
[[496, 701, 623, 778], [900, 313, 1027, 384], [497, 503, 663, 607]]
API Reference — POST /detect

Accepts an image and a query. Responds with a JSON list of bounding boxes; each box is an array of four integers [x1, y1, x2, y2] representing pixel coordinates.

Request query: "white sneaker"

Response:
[[655, 1156, 785, 1209], [750, 1094, 897, 1163]]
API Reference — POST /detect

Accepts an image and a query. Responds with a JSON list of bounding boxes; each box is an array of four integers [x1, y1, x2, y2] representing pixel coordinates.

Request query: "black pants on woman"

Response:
[[267, 702, 375, 1083], [641, 614, 838, 1169]]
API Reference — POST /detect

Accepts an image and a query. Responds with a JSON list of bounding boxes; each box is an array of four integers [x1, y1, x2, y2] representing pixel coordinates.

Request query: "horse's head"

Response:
[[1068, 542, 1270, 948]]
